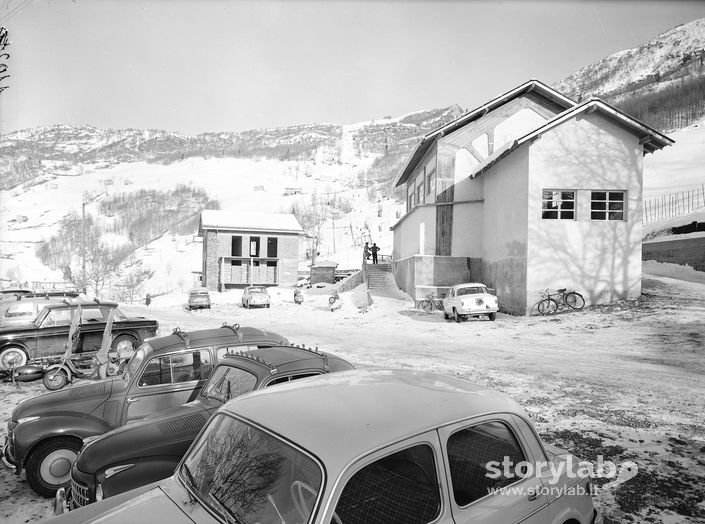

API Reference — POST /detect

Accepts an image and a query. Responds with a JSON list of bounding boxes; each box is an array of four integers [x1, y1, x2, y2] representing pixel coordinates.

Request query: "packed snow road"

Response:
[[1, 272, 703, 523]]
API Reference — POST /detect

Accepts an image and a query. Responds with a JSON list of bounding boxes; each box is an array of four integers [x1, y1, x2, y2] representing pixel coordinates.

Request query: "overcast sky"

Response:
[[2, 0, 705, 136]]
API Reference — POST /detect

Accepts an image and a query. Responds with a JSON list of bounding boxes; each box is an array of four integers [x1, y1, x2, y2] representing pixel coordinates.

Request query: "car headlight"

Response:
[[17, 416, 40, 425], [95, 483, 103, 501]]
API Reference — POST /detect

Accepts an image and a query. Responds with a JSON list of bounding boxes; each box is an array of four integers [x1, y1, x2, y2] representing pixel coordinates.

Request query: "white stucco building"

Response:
[[391, 80, 674, 315]]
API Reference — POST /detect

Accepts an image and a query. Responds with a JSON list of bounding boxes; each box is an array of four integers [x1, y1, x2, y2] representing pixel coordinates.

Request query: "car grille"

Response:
[[70, 477, 90, 508]]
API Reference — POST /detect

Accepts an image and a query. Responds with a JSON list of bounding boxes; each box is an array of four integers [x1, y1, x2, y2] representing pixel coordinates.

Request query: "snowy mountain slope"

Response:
[[554, 17, 705, 101]]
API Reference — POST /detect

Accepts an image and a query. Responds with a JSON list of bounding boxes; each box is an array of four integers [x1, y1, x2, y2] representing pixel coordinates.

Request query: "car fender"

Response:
[[14, 415, 114, 467], [0, 337, 29, 353], [98, 455, 183, 499]]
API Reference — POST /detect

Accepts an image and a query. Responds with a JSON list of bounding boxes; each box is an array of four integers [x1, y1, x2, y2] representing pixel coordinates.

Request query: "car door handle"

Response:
[[126, 397, 140, 404], [528, 491, 539, 501]]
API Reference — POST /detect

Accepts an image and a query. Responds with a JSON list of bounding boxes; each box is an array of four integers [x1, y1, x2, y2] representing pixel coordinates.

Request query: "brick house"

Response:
[[199, 210, 304, 291], [391, 80, 673, 314]]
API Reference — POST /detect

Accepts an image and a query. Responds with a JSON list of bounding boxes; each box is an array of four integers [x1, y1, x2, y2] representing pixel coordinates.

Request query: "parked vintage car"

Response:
[[2, 324, 288, 497], [0, 300, 158, 370], [61, 344, 355, 511], [443, 282, 499, 322], [46, 369, 603, 524], [187, 288, 211, 310], [0, 292, 80, 329], [0, 288, 33, 302], [241, 286, 271, 308]]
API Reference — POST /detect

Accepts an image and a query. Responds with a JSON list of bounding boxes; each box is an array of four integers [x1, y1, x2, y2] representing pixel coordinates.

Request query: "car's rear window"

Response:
[[457, 287, 486, 296]]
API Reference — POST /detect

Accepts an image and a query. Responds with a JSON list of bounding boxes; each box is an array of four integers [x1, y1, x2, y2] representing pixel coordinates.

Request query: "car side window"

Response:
[[4, 302, 35, 317], [334, 444, 441, 524], [266, 372, 321, 386], [446, 420, 526, 507], [43, 309, 73, 327], [81, 307, 106, 323], [138, 350, 212, 387]]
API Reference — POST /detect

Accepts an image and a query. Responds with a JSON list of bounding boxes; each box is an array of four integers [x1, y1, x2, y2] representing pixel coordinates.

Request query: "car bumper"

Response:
[[457, 307, 498, 315], [2, 436, 18, 473]]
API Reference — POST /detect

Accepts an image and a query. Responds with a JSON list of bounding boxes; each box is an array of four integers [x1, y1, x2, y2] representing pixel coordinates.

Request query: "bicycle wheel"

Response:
[[537, 298, 558, 315], [421, 300, 434, 313], [565, 292, 585, 310]]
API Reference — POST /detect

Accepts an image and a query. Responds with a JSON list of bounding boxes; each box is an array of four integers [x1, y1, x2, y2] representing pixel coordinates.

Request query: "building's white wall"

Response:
[[451, 202, 483, 257], [481, 148, 530, 314], [392, 206, 437, 260], [526, 113, 643, 308]]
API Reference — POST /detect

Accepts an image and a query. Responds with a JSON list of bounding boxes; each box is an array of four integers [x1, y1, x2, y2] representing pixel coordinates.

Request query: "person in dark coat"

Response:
[[363, 242, 371, 260], [370, 243, 380, 264], [145, 293, 151, 307]]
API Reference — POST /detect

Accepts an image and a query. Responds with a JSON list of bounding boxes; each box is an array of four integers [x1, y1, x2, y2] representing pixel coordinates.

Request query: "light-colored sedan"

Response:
[[241, 286, 271, 308], [443, 282, 499, 322], [46, 369, 603, 524]]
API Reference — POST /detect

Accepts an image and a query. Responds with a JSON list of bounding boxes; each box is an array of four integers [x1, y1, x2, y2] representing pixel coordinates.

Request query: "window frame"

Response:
[[137, 349, 212, 388], [330, 433, 443, 524], [440, 417, 535, 510], [590, 190, 626, 221], [541, 189, 576, 220]]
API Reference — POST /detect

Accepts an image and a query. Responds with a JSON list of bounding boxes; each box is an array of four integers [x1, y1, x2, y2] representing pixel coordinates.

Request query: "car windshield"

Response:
[[200, 366, 257, 404], [181, 413, 323, 524], [457, 286, 487, 296], [191, 290, 209, 296], [124, 344, 150, 378]]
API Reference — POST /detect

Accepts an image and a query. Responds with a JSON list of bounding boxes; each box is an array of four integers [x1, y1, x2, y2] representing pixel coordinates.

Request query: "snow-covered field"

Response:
[[0, 263, 703, 523]]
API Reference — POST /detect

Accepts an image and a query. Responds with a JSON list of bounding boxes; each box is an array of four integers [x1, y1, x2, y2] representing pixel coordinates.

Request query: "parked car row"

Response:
[[2, 316, 603, 524]]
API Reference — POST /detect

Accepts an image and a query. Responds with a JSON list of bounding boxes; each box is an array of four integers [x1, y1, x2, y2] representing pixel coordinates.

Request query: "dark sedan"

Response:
[[63, 345, 354, 511], [0, 300, 158, 370]]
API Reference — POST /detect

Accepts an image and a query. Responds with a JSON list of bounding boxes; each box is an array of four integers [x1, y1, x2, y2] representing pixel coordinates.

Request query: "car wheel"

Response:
[[42, 368, 69, 391], [443, 311, 449, 320], [488, 312, 497, 321], [245, 301, 250, 309], [453, 308, 461, 323], [0, 346, 28, 370], [112, 335, 136, 354], [26, 437, 82, 498]]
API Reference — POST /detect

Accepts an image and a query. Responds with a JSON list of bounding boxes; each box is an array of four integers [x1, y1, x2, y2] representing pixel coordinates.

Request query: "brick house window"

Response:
[[267, 237, 278, 257], [591, 191, 625, 221], [407, 184, 415, 212], [231, 236, 242, 256], [542, 190, 575, 219], [416, 176, 425, 205]]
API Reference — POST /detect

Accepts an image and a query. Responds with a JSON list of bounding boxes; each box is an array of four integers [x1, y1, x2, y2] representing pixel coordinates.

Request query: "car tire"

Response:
[[488, 312, 497, 321], [443, 311, 449, 320], [454, 308, 461, 323], [245, 301, 250, 309], [42, 368, 69, 391], [0, 346, 28, 370], [112, 335, 136, 354], [26, 437, 82, 498]]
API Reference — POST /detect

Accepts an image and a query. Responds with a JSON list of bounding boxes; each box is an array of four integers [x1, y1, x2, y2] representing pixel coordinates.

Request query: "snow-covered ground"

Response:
[[0, 263, 703, 523]]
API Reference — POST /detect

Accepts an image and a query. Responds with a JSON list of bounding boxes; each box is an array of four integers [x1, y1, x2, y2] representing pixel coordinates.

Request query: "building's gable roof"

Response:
[[200, 210, 304, 234], [468, 98, 675, 179], [394, 79, 577, 188]]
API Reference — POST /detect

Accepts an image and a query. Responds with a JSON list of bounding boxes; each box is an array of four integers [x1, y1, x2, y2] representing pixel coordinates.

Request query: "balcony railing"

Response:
[[219, 257, 279, 286]]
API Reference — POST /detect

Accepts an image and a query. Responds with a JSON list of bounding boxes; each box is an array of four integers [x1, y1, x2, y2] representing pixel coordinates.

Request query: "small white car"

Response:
[[443, 282, 499, 322], [241, 286, 271, 308]]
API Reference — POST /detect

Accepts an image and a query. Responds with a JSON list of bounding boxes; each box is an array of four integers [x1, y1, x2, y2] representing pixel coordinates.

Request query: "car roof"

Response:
[[220, 345, 354, 375], [454, 283, 487, 288], [221, 369, 525, 472], [189, 288, 209, 293], [42, 300, 119, 310], [145, 325, 288, 354]]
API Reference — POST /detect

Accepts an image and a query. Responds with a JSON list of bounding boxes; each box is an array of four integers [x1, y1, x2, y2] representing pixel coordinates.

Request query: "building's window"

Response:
[[542, 190, 575, 219], [250, 237, 260, 257], [407, 184, 415, 212], [416, 175, 425, 205], [591, 191, 625, 221], [267, 237, 278, 257], [231, 236, 242, 256], [426, 168, 436, 201]]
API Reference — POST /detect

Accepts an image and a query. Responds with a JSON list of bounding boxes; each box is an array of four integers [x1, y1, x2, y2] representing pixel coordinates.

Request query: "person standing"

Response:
[[370, 243, 380, 264], [145, 293, 151, 307], [363, 242, 371, 260]]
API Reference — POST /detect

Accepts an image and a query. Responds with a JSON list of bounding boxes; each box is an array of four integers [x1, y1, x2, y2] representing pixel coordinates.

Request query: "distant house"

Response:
[[199, 210, 304, 291], [391, 79, 674, 315]]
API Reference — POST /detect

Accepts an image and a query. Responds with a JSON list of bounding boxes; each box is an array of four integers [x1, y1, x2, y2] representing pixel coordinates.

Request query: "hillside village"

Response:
[[0, 12, 704, 524]]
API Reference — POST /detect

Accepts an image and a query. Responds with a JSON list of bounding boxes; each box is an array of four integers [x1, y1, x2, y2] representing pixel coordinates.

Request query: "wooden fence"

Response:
[[643, 184, 705, 223]]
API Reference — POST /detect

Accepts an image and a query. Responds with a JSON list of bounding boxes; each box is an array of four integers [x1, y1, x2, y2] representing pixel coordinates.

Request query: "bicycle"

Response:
[[418, 294, 444, 313], [537, 288, 585, 315]]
